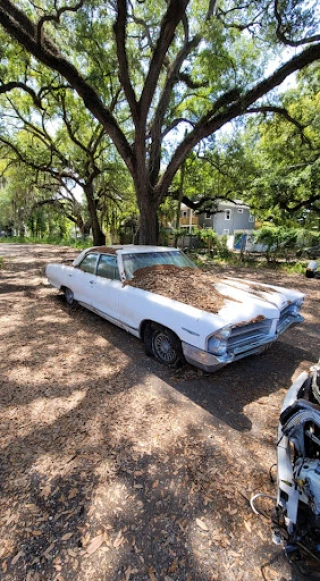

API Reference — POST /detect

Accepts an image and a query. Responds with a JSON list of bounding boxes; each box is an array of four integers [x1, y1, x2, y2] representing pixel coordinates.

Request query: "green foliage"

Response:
[[242, 65, 320, 225], [251, 225, 296, 260], [197, 228, 218, 244], [0, 1, 319, 244], [279, 261, 309, 275], [0, 235, 93, 250]]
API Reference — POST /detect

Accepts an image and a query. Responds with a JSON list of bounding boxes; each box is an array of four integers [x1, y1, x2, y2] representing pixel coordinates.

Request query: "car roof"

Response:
[[88, 245, 180, 255]]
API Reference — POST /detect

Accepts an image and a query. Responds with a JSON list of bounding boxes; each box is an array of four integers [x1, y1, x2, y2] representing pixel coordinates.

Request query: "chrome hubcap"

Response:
[[153, 332, 176, 363]]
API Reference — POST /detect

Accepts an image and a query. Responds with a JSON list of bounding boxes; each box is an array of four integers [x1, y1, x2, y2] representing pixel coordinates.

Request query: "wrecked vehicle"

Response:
[[306, 260, 320, 279], [298, 245, 320, 260], [45, 245, 304, 372], [274, 361, 320, 579]]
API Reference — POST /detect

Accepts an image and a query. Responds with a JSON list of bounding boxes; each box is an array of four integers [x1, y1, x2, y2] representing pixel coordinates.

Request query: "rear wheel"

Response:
[[144, 323, 185, 368], [64, 287, 75, 305]]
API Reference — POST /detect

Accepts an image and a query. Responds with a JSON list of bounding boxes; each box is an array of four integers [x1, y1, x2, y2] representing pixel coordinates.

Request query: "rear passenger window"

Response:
[[79, 253, 98, 274], [97, 255, 120, 280]]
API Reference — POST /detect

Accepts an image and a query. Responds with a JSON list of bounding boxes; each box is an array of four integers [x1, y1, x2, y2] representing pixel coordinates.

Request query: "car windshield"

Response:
[[122, 250, 197, 280]]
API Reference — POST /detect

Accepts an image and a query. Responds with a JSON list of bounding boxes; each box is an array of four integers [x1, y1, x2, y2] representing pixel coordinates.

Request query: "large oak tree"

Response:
[[0, 0, 320, 243], [0, 76, 132, 244]]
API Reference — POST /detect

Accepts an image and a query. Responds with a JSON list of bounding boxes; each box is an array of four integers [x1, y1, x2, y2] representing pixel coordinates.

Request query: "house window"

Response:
[[182, 210, 187, 217], [223, 229, 229, 235], [225, 209, 231, 220], [249, 214, 254, 222], [237, 208, 243, 213], [205, 211, 211, 219]]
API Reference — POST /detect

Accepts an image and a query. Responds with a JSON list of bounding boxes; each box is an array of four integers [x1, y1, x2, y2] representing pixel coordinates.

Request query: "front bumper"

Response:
[[182, 342, 234, 372], [182, 313, 304, 372], [182, 340, 275, 372], [277, 313, 304, 335]]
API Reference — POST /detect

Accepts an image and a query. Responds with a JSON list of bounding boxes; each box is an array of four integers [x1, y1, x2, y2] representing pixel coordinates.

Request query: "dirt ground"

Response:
[[0, 243, 320, 581]]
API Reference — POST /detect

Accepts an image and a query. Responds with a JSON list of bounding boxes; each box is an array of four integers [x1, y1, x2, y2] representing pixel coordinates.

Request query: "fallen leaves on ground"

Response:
[[0, 244, 319, 581]]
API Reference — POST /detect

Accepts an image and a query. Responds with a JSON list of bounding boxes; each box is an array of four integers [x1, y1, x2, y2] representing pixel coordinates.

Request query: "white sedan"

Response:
[[46, 245, 305, 372]]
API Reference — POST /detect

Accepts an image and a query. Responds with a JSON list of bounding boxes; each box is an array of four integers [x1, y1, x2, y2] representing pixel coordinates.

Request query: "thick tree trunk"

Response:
[[83, 182, 106, 245], [135, 180, 160, 245], [81, 221, 92, 239], [138, 206, 159, 245]]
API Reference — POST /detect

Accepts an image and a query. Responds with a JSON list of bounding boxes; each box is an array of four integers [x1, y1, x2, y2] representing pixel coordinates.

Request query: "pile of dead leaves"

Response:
[[126, 265, 226, 314]]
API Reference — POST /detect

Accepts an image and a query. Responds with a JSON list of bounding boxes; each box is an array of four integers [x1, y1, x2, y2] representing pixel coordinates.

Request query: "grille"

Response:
[[278, 304, 299, 334], [227, 318, 273, 356]]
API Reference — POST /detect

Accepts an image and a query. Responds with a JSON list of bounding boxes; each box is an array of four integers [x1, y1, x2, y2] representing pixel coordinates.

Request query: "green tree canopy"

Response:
[[241, 63, 320, 226], [0, 60, 135, 243], [0, 1, 320, 243]]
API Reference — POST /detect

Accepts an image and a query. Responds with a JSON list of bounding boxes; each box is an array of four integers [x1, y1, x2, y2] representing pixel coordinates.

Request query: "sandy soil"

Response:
[[0, 243, 320, 581]]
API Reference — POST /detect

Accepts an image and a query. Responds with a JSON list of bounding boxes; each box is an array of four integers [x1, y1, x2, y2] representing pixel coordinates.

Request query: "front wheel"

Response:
[[64, 287, 75, 305], [144, 324, 185, 368]]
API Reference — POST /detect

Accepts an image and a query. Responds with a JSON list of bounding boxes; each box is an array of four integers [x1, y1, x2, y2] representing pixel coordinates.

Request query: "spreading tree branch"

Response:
[[246, 105, 312, 145], [274, 0, 320, 47], [0, 80, 43, 107], [36, 1, 85, 44], [139, 0, 190, 124], [157, 41, 320, 201], [114, 0, 138, 123], [0, 0, 135, 172]]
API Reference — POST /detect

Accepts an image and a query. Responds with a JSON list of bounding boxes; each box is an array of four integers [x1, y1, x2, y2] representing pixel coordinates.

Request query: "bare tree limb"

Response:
[[149, 35, 200, 184]]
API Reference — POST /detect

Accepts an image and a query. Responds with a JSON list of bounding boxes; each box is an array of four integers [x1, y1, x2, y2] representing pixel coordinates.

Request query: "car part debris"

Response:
[[273, 360, 320, 579], [306, 260, 320, 278]]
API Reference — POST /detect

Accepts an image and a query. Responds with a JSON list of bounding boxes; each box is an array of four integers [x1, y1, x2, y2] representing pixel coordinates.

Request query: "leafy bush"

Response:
[[251, 226, 299, 261]]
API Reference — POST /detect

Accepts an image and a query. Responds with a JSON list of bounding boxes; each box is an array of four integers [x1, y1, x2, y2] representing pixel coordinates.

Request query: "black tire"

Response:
[[144, 323, 185, 368], [306, 269, 315, 279], [64, 287, 75, 305]]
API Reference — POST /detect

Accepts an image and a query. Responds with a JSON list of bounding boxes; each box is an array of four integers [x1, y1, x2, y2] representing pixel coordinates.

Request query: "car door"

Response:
[[90, 254, 123, 324], [69, 252, 99, 306]]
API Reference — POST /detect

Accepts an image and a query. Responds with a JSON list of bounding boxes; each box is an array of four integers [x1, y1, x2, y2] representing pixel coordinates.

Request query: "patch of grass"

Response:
[[0, 256, 5, 269], [190, 251, 309, 275], [0, 236, 27, 244], [277, 261, 308, 274], [0, 236, 93, 250]]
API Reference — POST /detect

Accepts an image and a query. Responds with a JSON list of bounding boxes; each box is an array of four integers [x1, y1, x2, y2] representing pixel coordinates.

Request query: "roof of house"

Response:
[[180, 199, 251, 211]]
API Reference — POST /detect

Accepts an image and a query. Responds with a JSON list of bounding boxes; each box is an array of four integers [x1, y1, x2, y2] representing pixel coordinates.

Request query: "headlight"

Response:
[[216, 327, 231, 339], [208, 327, 231, 355], [291, 299, 304, 315]]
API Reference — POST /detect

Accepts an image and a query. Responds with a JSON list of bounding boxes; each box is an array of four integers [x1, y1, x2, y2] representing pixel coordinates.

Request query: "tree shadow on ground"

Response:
[[0, 301, 292, 579], [1, 244, 317, 581], [0, 390, 291, 581], [172, 341, 317, 431]]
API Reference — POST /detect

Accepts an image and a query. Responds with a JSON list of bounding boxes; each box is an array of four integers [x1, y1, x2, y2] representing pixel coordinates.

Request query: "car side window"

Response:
[[78, 253, 98, 274], [97, 254, 120, 280]]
